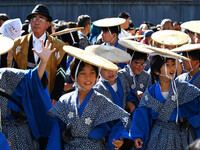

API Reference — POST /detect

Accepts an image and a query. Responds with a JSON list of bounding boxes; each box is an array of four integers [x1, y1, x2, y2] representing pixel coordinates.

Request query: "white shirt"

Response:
[[118, 29, 132, 39], [111, 82, 118, 92], [161, 92, 169, 100], [32, 33, 46, 63]]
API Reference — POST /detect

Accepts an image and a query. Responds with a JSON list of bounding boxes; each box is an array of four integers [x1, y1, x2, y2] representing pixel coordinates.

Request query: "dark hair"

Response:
[[182, 50, 200, 61], [101, 26, 121, 35], [150, 55, 175, 84], [118, 12, 130, 19], [54, 20, 79, 47], [0, 13, 9, 21], [70, 58, 99, 79], [77, 15, 91, 28], [173, 21, 181, 26], [127, 49, 147, 62]]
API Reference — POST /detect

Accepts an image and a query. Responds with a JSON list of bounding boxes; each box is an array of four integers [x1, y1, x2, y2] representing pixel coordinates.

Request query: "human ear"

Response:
[[154, 71, 160, 75], [71, 75, 75, 82]]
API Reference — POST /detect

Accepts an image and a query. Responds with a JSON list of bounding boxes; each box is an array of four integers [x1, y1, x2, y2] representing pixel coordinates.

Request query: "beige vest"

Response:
[[12, 33, 66, 95]]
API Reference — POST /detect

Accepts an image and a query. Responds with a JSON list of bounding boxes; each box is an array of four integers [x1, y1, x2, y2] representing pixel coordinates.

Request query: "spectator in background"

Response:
[[89, 23, 101, 45], [77, 14, 91, 49], [173, 21, 181, 31], [140, 30, 154, 45], [160, 18, 173, 30], [21, 20, 30, 36], [125, 20, 136, 35], [118, 11, 132, 38], [0, 13, 9, 27]]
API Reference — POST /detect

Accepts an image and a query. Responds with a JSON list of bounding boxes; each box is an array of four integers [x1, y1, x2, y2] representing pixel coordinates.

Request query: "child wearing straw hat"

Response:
[[118, 40, 152, 113], [93, 18, 128, 69], [46, 46, 132, 150], [172, 44, 200, 139], [85, 45, 131, 110], [0, 35, 56, 150], [130, 46, 200, 150]]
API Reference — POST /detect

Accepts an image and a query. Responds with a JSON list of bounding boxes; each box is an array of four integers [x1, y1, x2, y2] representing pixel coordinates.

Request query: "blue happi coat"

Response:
[[176, 71, 200, 139], [130, 80, 200, 150], [46, 88, 131, 150], [0, 67, 53, 150], [94, 70, 131, 109], [119, 66, 151, 107]]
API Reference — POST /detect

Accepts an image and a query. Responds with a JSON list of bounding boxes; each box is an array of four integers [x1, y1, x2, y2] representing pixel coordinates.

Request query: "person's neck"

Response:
[[33, 32, 45, 39], [81, 29, 88, 36], [108, 79, 116, 86], [109, 37, 118, 46], [159, 78, 171, 92], [78, 89, 90, 106]]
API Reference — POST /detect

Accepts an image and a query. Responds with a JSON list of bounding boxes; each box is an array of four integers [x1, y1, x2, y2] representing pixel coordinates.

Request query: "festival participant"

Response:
[[46, 46, 132, 150], [130, 45, 200, 150], [0, 34, 55, 149], [10, 4, 66, 105], [86, 45, 131, 109], [172, 44, 200, 139], [118, 39, 152, 113], [93, 17, 127, 69]]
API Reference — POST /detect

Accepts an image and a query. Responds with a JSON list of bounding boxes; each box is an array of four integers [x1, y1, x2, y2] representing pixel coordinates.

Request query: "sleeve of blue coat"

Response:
[[0, 131, 10, 150], [129, 107, 152, 149], [107, 120, 132, 150], [45, 119, 62, 150], [12, 67, 54, 139], [127, 89, 139, 107]]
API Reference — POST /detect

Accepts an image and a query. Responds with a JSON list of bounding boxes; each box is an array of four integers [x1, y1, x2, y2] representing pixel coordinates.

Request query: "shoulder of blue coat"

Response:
[[59, 91, 75, 104]]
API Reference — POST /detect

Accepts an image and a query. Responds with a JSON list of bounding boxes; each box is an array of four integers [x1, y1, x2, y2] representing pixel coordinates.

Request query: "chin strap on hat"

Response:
[[73, 60, 100, 91], [159, 57, 179, 124]]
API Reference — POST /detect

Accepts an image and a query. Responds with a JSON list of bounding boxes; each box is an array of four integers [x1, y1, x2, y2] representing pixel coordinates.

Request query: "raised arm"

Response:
[[32, 40, 56, 80]]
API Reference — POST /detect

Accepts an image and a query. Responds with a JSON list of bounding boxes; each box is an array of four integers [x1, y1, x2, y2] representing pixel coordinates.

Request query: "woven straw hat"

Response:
[[63, 45, 118, 71], [151, 30, 190, 46], [118, 39, 154, 53], [93, 18, 125, 27], [51, 27, 84, 36], [171, 44, 200, 53], [0, 35, 14, 55], [85, 45, 131, 63], [181, 20, 200, 34], [120, 35, 144, 40], [146, 46, 190, 61]]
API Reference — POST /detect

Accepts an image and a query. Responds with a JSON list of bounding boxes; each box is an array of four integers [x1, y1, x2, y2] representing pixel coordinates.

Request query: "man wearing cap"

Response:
[[140, 30, 153, 45], [11, 4, 66, 105]]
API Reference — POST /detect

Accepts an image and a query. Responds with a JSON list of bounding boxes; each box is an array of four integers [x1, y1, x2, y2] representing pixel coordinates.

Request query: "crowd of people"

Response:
[[0, 3, 200, 150]]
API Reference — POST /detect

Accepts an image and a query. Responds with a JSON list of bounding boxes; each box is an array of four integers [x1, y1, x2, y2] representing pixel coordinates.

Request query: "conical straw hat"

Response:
[[85, 45, 131, 63], [0, 35, 14, 55], [63, 45, 118, 71], [151, 30, 190, 46]]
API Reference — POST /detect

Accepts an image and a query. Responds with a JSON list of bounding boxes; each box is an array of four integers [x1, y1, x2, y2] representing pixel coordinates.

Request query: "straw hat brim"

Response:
[[120, 35, 145, 40], [146, 46, 190, 61], [63, 45, 118, 71], [51, 27, 84, 36], [93, 18, 126, 27], [171, 44, 200, 53], [85, 45, 131, 63], [151, 30, 190, 46], [118, 39, 154, 53], [181, 20, 200, 34], [0, 35, 14, 55]]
